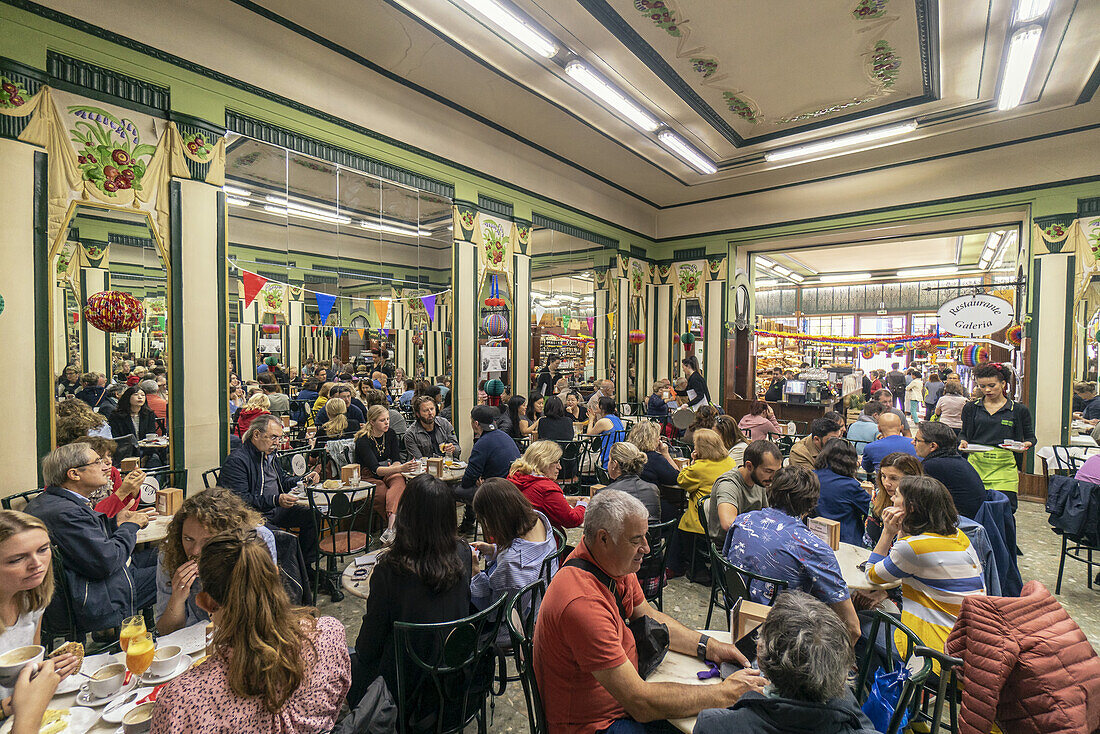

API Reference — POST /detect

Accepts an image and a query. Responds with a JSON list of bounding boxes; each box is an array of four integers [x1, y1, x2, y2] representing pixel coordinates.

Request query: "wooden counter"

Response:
[[724, 398, 837, 425]]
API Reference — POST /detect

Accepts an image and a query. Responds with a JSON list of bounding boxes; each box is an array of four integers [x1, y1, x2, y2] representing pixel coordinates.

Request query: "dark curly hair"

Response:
[[766, 466, 820, 519]]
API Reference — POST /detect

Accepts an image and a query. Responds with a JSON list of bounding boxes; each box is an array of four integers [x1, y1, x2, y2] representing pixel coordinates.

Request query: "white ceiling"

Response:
[[777, 237, 959, 274]]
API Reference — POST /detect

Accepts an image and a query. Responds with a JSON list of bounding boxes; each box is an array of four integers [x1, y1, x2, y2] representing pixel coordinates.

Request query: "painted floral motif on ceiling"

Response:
[[627, 0, 905, 128], [0, 77, 29, 108]]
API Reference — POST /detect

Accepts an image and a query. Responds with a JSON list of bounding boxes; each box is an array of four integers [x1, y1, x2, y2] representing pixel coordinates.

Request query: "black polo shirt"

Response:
[[960, 399, 1036, 465]]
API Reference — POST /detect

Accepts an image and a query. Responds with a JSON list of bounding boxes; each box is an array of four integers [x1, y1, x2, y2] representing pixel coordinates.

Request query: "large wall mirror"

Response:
[[529, 228, 612, 400], [224, 137, 452, 405], [51, 202, 172, 462]]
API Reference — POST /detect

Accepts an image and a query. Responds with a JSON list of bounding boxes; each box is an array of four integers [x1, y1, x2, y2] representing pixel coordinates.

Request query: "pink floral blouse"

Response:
[[151, 616, 350, 733]]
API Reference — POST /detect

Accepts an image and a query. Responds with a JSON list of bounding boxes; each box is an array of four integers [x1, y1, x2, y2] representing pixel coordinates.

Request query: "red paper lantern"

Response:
[[83, 291, 144, 333]]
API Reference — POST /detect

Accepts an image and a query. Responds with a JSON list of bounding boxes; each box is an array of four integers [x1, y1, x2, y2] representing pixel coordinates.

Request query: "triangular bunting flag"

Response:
[[563, 316, 571, 331], [421, 295, 436, 323], [357, 328, 365, 339], [373, 299, 390, 327], [334, 327, 344, 340], [587, 316, 595, 333], [382, 328, 389, 336], [311, 325, 318, 335], [534, 305, 546, 325], [607, 313, 616, 329], [315, 292, 336, 325], [242, 272, 268, 308]]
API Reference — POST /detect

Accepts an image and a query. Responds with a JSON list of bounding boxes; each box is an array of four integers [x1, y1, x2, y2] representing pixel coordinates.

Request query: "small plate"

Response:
[[444, 461, 467, 469], [101, 687, 154, 725], [0, 706, 97, 734], [75, 675, 138, 707], [140, 654, 192, 685]]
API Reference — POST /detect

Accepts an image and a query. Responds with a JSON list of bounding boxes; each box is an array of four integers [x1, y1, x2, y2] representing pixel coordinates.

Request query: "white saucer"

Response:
[[101, 686, 154, 725], [140, 654, 191, 684], [76, 675, 138, 707], [57, 653, 123, 695]]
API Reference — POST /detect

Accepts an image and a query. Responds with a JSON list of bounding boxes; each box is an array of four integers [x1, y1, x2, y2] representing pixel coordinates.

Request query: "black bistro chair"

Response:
[[141, 467, 189, 501], [393, 594, 509, 734], [538, 527, 569, 586], [201, 467, 221, 489], [506, 580, 547, 734], [705, 541, 789, 630], [638, 517, 678, 610], [1, 488, 43, 512]]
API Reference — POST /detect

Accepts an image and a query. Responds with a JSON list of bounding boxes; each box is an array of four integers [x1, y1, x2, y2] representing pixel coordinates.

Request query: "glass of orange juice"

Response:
[[125, 632, 156, 676], [119, 615, 146, 651]]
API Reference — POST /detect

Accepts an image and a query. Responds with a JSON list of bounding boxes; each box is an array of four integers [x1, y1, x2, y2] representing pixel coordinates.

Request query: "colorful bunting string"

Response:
[[242, 272, 268, 308]]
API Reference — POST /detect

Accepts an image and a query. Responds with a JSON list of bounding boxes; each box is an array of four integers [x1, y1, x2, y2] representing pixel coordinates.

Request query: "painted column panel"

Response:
[[178, 180, 223, 495], [653, 285, 673, 382], [238, 297, 257, 382], [454, 239, 478, 455], [513, 253, 531, 394], [0, 140, 42, 491], [79, 267, 111, 375], [288, 299, 303, 369], [705, 280, 724, 405], [616, 276, 629, 401], [595, 288, 609, 379], [1031, 253, 1074, 453]]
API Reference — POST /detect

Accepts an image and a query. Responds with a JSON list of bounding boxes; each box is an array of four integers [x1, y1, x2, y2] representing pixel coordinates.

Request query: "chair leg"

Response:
[[1055, 534, 1068, 595], [1089, 547, 1095, 590], [704, 590, 714, 629]]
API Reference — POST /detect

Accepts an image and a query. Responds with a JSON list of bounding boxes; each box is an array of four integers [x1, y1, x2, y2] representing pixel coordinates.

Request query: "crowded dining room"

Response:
[[2, 0, 1100, 732]]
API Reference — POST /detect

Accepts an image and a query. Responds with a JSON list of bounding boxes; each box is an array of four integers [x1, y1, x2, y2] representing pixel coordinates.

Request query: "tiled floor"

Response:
[[318, 500, 1100, 732]]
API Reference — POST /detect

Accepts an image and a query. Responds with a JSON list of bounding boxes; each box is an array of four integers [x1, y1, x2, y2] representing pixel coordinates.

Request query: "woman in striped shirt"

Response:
[[867, 475, 985, 659]]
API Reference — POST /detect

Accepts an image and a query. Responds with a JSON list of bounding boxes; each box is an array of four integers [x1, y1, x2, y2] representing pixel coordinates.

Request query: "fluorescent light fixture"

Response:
[[1015, 0, 1052, 22], [262, 204, 351, 226], [459, 0, 559, 58], [764, 121, 918, 162], [788, 272, 805, 283], [820, 272, 872, 283], [756, 256, 775, 268], [226, 196, 250, 208], [265, 195, 353, 225], [897, 265, 959, 278], [772, 264, 792, 276], [565, 60, 660, 132], [656, 129, 718, 174], [997, 26, 1043, 111], [358, 219, 427, 237], [223, 185, 251, 197], [755, 278, 779, 287], [993, 230, 1017, 268]]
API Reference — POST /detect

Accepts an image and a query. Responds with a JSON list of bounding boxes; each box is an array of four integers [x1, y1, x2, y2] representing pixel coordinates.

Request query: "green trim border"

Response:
[[168, 182, 185, 473], [33, 150, 51, 477], [531, 214, 618, 250], [217, 190, 229, 461], [46, 50, 169, 116]]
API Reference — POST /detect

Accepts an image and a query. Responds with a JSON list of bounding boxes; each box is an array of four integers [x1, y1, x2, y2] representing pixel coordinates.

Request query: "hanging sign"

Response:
[[258, 338, 281, 354], [936, 294, 1014, 337], [480, 345, 508, 373]]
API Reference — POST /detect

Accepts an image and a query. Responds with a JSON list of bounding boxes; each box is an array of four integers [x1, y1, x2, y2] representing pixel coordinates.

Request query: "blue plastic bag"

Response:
[[862, 665, 911, 733]]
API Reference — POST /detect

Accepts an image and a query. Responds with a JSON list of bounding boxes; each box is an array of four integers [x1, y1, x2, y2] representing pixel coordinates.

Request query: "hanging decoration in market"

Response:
[[587, 317, 595, 334], [483, 275, 506, 307], [958, 344, 990, 367], [753, 328, 944, 346], [629, 329, 646, 344], [83, 290, 144, 332], [372, 299, 390, 328], [232, 264, 451, 304], [861, 347, 875, 359], [242, 271, 268, 309], [483, 313, 508, 337], [260, 324, 280, 334], [421, 295, 436, 323], [1006, 324, 1023, 348], [334, 327, 344, 340], [314, 292, 336, 326]]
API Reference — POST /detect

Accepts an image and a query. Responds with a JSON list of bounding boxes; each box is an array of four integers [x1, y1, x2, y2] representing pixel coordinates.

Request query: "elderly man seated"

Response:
[[534, 489, 765, 733], [26, 444, 155, 632], [218, 415, 324, 588], [694, 591, 877, 734]]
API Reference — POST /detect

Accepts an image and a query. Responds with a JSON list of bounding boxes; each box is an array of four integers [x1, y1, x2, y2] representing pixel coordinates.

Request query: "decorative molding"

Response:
[[531, 213, 618, 250], [107, 233, 155, 249], [672, 246, 705, 261], [477, 194, 514, 219], [0, 56, 44, 140], [46, 51, 169, 115], [224, 111, 454, 199], [1078, 197, 1100, 218]]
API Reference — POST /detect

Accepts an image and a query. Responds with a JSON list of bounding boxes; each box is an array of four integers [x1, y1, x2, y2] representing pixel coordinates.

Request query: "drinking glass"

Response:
[[125, 632, 155, 676], [119, 615, 146, 652]]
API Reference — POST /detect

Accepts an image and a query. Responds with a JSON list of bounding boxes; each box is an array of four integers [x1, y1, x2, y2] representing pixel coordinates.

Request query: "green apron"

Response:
[[968, 448, 1019, 493]]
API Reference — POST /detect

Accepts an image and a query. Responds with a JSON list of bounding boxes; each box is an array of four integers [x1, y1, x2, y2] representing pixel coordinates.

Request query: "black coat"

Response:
[[694, 692, 877, 734], [219, 440, 294, 514], [25, 487, 141, 632], [921, 449, 988, 520], [108, 408, 158, 439]]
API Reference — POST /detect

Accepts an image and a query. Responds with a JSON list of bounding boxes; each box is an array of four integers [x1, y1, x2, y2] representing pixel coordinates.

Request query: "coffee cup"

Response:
[[88, 661, 126, 699], [122, 702, 155, 734], [144, 434, 157, 441], [147, 644, 182, 677], [0, 645, 44, 687]]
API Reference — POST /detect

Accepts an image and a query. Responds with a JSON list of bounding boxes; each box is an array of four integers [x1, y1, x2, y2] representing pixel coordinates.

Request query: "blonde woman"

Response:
[[152, 531, 350, 732], [508, 440, 586, 534], [0, 512, 80, 705], [155, 488, 277, 634], [667, 428, 736, 579], [307, 382, 334, 427], [316, 398, 359, 446], [627, 420, 680, 488], [354, 405, 417, 545]]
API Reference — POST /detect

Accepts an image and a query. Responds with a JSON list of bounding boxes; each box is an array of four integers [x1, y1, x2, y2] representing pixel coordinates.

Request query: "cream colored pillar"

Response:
[[513, 253, 531, 395], [453, 239, 478, 455], [0, 140, 44, 492], [79, 267, 111, 375], [1031, 253, 1074, 452], [651, 284, 673, 382], [704, 280, 725, 406], [595, 287, 610, 380], [614, 276, 629, 401], [178, 180, 223, 494]]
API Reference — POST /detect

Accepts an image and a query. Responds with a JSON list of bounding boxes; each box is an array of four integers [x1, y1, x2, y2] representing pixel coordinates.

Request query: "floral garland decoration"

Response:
[[0, 77, 29, 109]]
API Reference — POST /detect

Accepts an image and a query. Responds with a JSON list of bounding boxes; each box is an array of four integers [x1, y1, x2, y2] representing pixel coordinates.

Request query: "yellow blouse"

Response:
[[677, 457, 737, 534]]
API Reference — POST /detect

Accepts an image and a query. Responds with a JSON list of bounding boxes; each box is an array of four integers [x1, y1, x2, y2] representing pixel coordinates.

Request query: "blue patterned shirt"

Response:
[[722, 507, 850, 605]]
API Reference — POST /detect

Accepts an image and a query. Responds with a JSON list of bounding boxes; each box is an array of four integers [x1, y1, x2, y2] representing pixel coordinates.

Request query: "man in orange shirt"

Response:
[[533, 490, 765, 734]]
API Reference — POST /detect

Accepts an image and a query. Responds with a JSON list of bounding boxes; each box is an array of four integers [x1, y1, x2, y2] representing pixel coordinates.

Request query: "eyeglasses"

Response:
[[74, 457, 111, 470]]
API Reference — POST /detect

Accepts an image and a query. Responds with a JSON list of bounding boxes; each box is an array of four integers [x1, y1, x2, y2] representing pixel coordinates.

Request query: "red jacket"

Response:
[[944, 581, 1100, 734], [508, 472, 585, 533]]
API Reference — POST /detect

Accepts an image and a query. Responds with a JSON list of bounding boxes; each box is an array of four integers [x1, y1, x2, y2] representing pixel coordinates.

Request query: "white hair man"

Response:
[[533, 489, 765, 733]]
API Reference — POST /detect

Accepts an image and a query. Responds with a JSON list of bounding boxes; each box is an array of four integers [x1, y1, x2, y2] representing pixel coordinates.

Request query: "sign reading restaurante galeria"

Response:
[[936, 294, 1015, 337]]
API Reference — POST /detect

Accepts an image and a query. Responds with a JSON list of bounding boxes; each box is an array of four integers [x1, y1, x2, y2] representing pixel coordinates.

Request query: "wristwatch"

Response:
[[697, 634, 711, 661]]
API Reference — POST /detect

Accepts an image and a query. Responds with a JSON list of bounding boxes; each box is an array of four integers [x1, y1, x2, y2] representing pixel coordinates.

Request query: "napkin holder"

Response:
[[808, 517, 840, 550], [341, 463, 361, 485], [426, 457, 444, 477], [155, 487, 183, 516], [281, 415, 290, 427]]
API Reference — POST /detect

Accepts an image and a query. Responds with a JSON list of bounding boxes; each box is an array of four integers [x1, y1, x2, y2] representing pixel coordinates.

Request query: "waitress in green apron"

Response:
[[958, 362, 1035, 512]]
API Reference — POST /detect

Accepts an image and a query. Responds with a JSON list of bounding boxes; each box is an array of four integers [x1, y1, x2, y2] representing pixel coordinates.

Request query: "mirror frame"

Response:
[[48, 199, 174, 466]]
